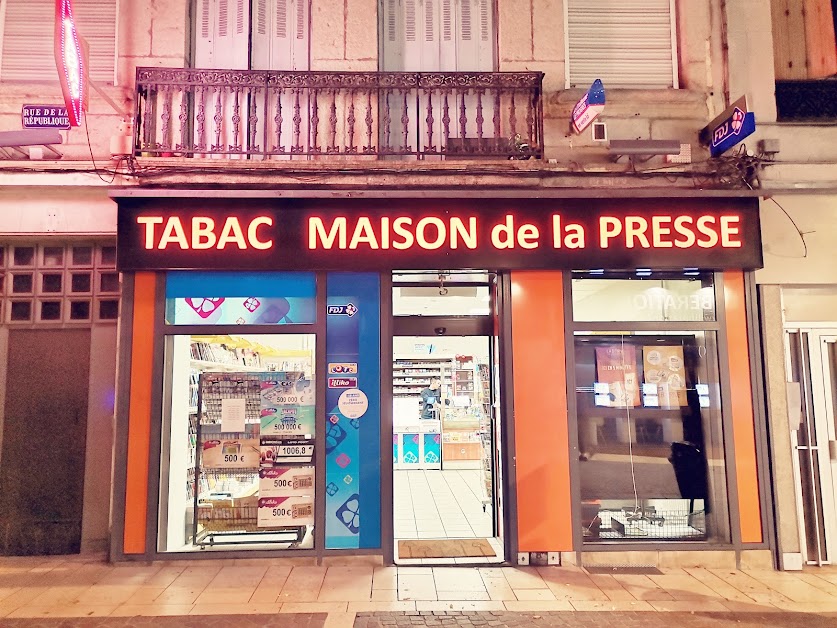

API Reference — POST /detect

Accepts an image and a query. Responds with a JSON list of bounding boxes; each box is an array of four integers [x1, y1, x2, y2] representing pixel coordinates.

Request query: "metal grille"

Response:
[[0, 242, 119, 326], [776, 80, 837, 121]]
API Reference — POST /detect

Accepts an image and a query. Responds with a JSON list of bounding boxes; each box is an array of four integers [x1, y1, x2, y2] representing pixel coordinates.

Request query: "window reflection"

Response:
[[574, 331, 730, 543]]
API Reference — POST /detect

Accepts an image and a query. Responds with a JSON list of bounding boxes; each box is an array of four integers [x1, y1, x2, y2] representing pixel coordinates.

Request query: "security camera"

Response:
[[434, 327, 446, 336]]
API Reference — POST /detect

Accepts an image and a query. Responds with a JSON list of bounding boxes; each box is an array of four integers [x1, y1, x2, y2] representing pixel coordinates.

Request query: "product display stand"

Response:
[[477, 363, 493, 511], [392, 356, 453, 398], [441, 359, 484, 470], [392, 356, 450, 469], [193, 372, 315, 549]]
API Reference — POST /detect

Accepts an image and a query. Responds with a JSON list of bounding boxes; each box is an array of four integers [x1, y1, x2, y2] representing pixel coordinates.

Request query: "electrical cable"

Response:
[[84, 116, 122, 185], [621, 333, 641, 518], [763, 194, 811, 259]]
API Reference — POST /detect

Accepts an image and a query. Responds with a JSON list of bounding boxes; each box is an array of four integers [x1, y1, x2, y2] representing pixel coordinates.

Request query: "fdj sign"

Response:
[[116, 198, 763, 272], [700, 96, 756, 157]]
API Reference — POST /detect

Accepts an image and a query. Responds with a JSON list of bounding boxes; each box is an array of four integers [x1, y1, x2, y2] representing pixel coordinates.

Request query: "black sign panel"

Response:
[[116, 197, 762, 272]]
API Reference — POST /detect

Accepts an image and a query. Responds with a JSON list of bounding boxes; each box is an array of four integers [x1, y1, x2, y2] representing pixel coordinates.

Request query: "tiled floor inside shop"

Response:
[[393, 469, 502, 563]]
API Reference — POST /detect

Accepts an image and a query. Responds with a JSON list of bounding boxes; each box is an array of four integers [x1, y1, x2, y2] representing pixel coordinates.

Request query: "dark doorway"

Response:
[[0, 329, 91, 555]]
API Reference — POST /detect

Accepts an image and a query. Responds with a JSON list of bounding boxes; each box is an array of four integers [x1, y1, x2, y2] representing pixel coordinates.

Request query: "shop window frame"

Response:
[[152, 271, 329, 558], [564, 270, 756, 552]]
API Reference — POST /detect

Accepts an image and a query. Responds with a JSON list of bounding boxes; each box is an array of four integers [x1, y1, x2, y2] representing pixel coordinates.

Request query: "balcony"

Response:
[[134, 68, 544, 162]]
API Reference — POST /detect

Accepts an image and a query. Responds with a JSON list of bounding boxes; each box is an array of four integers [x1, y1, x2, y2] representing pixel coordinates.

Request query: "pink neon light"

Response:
[[54, 0, 87, 127]]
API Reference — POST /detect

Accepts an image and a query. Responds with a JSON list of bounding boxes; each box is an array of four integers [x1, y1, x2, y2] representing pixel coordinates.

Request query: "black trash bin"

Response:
[[668, 441, 709, 513]]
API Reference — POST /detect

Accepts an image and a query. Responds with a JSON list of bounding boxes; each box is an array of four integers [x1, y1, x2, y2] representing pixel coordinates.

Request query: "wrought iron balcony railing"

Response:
[[134, 67, 544, 161]]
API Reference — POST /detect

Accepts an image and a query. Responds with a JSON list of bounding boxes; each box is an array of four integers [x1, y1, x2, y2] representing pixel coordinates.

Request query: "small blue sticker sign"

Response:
[[21, 105, 71, 130]]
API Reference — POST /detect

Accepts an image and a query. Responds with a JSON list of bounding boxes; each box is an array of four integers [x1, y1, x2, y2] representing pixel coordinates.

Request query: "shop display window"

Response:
[[571, 271, 730, 545], [573, 331, 730, 543], [158, 333, 316, 552], [165, 271, 316, 325]]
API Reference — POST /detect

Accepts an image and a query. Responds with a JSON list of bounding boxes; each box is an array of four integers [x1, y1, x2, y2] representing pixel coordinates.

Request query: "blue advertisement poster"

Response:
[[325, 273, 381, 549], [165, 271, 317, 325]]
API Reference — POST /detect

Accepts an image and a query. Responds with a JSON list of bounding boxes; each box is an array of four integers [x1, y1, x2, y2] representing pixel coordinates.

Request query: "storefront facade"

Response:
[[111, 190, 772, 567]]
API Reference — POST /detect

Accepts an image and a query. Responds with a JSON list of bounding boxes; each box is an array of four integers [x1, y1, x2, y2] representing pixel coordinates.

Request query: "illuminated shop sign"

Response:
[[116, 198, 762, 271], [54, 0, 88, 127], [700, 96, 756, 158]]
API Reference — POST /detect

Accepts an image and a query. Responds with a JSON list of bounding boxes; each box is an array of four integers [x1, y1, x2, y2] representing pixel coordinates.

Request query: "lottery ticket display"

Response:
[[257, 374, 315, 527], [195, 371, 316, 543]]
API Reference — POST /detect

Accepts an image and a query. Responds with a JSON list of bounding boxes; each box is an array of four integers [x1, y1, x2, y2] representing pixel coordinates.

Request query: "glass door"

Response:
[[787, 329, 837, 565]]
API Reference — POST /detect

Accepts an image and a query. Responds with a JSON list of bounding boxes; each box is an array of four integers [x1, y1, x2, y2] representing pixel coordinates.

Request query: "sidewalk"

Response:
[[2, 554, 837, 626]]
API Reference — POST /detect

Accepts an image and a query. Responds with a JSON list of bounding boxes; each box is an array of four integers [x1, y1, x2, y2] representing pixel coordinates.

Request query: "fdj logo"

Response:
[[713, 107, 745, 146], [327, 303, 358, 317]]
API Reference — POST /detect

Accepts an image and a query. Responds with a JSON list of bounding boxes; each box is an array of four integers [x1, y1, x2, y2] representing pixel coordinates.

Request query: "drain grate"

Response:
[[584, 565, 663, 575]]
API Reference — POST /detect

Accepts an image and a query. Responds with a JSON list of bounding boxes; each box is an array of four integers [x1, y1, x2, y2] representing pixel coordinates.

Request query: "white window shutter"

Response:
[[381, 0, 403, 70], [402, 0, 422, 70], [455, 0, 493, 72], [477, 0, 493, 70], [422, 0, 440, 70], [442, 0, 452, 41], [0, 0, 117, 83], [566, 0, 678, 88], [213, 0, 249, 69], [236, 0, 246, 35], [276, 0, 287, 39], [381, 0, 494, 72], [251, 0, 308, 71], [251, 0, 279, 69], [437, 0, 457, 70], [459, 0, 471, 42], [194, 0, 216, 68], [291, 0, 309, 71], [425, 0, 434, 42]]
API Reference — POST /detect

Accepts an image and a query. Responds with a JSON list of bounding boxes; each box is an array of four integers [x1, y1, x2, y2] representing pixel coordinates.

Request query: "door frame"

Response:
[[785, 325, 837, 565], [385, 274, 517, 564]]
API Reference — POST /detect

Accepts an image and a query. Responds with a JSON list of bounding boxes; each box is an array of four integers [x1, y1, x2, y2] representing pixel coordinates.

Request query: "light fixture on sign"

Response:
[[54, 0, 88, 127]]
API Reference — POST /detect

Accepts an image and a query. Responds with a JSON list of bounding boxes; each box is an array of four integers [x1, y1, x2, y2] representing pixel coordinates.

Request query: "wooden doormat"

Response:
[[398, 538, 494, 558]]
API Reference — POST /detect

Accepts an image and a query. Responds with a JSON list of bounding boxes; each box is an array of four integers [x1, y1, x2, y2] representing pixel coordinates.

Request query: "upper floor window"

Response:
[[772, 0, 837, 81], [0, 0, 117, 83], [772, 0, 837, 121], [380, 0, 495, 72], [564, 0, 679, 89], [195, 0, 310, 70]]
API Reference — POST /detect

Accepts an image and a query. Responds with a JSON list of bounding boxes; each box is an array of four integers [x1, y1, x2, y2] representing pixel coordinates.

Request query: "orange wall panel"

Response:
[[511, 271, 573, 551], [724, 271, 763, 544], [123, 272, 157, 554]]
